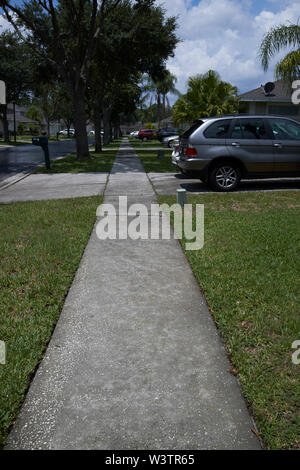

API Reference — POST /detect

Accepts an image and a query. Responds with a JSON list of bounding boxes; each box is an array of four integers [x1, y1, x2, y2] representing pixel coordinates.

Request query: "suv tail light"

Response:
[[184, 146, 197, 156]]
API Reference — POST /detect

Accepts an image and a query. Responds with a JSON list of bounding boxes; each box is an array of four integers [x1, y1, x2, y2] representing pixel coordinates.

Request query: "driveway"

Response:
[[149, 172, 300, 194]]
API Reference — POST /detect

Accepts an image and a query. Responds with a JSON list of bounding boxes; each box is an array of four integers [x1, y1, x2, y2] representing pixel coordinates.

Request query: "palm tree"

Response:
[[142, 71, 180, 127], [259, 23, 300, 81], [172, 70, 238, 125]]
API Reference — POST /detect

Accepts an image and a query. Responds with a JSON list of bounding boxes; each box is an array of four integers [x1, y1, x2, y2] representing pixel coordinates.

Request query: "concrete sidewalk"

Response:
[[0, 172, 108, 203], [6, 138, 260, 450]]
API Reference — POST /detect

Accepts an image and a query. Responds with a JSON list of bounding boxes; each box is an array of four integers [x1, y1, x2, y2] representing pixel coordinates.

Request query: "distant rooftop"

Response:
[[239, 80, 293, 102]]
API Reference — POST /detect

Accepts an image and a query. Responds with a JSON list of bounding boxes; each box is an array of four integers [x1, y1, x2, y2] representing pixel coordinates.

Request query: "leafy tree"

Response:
[[32, 82, 64, 136], [259, 23, 300, 82], [172, 70, 238, 125], [0, 0, 123, 159], [25, 105, 42, 124], [57, 89, 75, 137], [88, 0, 178, 146], [0, 31, 32, 141]]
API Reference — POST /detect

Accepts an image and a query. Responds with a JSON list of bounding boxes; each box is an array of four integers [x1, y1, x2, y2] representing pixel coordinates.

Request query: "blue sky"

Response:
[[160, 0, 299, 99], [1, 1, 298, 100]]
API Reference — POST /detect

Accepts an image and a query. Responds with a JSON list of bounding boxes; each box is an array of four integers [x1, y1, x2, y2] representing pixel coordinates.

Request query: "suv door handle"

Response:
[[273, 143, 282, 148], [231, 142, 240, 147]]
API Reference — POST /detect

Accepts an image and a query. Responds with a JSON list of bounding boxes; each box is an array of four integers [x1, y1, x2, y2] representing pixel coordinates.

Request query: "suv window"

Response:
[[181, 120, 204, 138], [237, 119, 268, 139], [204, 119, 232, 138], [269, 118, 300, 140]]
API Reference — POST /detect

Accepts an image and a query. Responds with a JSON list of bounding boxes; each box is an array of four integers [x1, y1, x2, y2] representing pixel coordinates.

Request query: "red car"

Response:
[[138, 129, 157, 141]]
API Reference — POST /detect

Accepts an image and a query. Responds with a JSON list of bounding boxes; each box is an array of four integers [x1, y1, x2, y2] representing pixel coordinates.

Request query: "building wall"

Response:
[[239, 101, 300, 122]]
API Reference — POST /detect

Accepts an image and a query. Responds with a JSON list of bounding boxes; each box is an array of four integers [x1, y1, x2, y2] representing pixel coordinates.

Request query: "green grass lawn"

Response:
[[102, 137, 123, 148], [158, 191, 300, 450], [129, 138, 163, 149], [0, 196, 101, 448], [136, 150, 176, 173], [35, 150, 116, 174], [0, 140, 31, 147]]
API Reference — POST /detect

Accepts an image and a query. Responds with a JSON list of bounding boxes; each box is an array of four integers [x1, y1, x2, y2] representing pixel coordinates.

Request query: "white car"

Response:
[[130, 130, 139, 138], [59, 128, 75, 135], [88, 130, 104, 136], [171, 143, 180, 167], [162, 135, 179, 147]]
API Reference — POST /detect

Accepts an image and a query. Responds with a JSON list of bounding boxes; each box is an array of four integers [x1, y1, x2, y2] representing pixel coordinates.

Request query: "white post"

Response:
[[176, 188, 187, 207], [0, 341, 5, 365]]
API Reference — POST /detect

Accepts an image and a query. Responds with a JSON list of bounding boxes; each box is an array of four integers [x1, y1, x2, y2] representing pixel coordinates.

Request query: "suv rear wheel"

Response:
[[209, 162, 241, 192]]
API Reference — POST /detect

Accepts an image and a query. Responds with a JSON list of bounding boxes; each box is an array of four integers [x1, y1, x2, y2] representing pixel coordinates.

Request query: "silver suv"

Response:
[[177, 115, 300, 191]]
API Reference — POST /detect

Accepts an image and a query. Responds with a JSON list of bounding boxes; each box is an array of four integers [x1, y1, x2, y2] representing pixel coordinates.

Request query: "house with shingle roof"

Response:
[[238, 80, 300, 122]]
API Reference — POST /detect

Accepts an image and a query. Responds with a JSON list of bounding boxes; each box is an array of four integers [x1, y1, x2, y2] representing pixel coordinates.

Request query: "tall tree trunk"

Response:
[[103, 106, 112, 145], [94, 107, 102, 153], [113, 116, 121, 138], [109, 120, 113, 142], [72, 82, 90, 160], [157, 93, 161, 129], [1, 105, 10, 142], [113, 117, 120, 139]]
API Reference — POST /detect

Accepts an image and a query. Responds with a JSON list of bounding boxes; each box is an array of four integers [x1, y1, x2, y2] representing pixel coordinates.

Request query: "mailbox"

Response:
[[32, 136, 50, 169]]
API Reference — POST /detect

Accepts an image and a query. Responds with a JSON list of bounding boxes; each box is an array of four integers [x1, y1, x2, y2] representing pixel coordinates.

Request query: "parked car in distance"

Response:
[[162, 135, 179, 147], [130, 130, 139, 138], [88, 130, 104, 136], [171, 144, 180, 167], [138, 129, 157, 141], [178, 114, 300, 191], [157, 127, 180, 142], [59, 128, 75, 135]]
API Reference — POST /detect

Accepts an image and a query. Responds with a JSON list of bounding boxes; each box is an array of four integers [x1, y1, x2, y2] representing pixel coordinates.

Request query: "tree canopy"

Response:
[[0, 0, 178, 156], [172, 70, 238, 125], [259, 23, 300, 82]]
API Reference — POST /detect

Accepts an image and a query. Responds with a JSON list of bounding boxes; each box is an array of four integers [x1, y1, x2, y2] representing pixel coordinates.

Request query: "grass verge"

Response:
[[128, 138, 163, 149], [136, 150, 175, 173], [158, 191, 300, 449], [0, 141, 31, 147], [0, 196, 101, 447], [35, 150, 116, 174]]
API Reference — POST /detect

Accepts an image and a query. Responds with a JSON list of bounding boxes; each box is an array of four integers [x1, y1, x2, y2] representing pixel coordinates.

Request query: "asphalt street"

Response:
[[0, 138, 94, 186]]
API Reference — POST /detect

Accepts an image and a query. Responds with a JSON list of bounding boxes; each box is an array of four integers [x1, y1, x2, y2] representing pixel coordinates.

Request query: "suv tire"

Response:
[[209, 162, 241, 192]]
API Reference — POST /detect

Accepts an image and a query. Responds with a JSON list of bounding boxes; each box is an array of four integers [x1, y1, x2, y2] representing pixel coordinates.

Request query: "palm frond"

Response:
[[259, 23, 300, 71], [275, 48, 300, 81]]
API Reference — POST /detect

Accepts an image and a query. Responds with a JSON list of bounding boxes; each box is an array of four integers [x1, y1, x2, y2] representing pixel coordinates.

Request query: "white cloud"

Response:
[[0, 14, 13, 32], [159, 0, 300, 99]]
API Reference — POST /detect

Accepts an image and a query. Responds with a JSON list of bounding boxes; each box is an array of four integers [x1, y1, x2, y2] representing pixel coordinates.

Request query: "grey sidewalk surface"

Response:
[[6, 138, 260, 450], [0, 172, 108, 203]]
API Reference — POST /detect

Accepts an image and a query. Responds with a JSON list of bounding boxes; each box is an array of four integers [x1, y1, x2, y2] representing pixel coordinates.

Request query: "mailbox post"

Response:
[[32, 136, 50, 170]]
